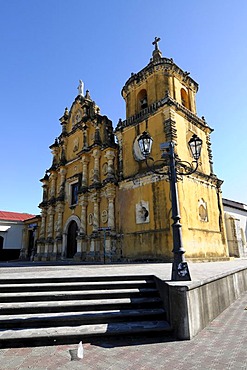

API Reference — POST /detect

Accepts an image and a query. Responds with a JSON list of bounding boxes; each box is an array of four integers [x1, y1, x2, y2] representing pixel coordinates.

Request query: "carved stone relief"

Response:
[[101, 210, 108, 224], [136, 201, 150, 224], [73, 138, 79, 152]]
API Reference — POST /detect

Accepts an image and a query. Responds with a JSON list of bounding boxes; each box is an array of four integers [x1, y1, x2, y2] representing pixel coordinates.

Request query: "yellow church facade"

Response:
[[33, 40, 228, 263]]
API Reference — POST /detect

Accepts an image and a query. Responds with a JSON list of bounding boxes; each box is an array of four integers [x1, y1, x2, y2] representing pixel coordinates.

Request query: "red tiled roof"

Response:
[[0, 211, 36, 222]]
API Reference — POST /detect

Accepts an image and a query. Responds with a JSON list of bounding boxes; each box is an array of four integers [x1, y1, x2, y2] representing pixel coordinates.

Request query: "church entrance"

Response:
[[27, 230, 34, 258], [67, 221, 78, 258]]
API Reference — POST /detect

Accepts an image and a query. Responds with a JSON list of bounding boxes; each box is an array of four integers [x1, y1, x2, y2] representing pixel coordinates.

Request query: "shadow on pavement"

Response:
[[88, 333, 177, 349]]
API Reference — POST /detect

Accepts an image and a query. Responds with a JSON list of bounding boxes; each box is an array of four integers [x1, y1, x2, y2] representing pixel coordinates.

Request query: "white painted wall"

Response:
[[223, 199, 247, 258], [0, 221, 24, 249]]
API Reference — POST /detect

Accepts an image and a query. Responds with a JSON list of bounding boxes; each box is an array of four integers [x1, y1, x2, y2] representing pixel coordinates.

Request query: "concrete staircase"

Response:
[[0, 275, 172, 348]]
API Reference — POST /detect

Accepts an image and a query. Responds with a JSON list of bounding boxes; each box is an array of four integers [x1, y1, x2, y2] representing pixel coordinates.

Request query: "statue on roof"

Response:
[[77, 80, 84, 97]]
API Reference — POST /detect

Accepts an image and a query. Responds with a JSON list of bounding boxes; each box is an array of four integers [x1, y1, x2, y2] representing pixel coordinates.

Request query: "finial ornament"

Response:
[[85, 90, 91, 100], [152, 36, 161, 50], [77, 80, 84, 97]]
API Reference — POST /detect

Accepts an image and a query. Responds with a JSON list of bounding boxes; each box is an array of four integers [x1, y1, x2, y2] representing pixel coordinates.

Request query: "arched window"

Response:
[[137, 89, 148, 111], [181, 88, 190, 109]]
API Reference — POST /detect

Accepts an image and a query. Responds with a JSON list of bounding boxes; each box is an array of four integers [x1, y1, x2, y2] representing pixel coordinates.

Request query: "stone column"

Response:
[[62, 232, 67, 259], [56, 208, 63, 237], [43, 206, 55, 261], [49, 172, 57, 198], [92, 149, 101, 185], [79, 194, 88, 235], [102, 185, 116, 262], [89, 191, 100, 261], [106, 185, 116, 230], [47, 207, 55, 239], [53, 203, 64, 259], [59, 167, 66, 197], [35, 208, 47, 261], [75, 194, 88, 261], [81, 155, 89, 189], [83, 129, 88, 149], [104, 150, 115, 180], [93, 192, 100, 232], [39, 209, 47, 239]]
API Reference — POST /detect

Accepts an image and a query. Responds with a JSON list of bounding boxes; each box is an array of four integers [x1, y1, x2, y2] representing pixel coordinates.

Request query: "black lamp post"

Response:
[[138, 132, 202, 281]]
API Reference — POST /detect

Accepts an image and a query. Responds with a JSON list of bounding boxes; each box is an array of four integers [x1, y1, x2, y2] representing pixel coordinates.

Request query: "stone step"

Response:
[[0, 274, 172, 348], [0, 296, 163, 315], [0, 279, 156, 293], [0, 307, 166, 329], [0, 275, 155, 285], [0, 288, 159, 302], [0, 320, 172, 348]]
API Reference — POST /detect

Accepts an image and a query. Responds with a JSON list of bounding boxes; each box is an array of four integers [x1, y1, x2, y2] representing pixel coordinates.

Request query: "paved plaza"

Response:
[[1, 259, 247, 282], [0, 260, 246, 369]]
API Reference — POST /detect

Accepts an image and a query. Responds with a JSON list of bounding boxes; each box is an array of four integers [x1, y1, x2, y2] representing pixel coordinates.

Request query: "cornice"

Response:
[[188, 171, 223, 188], [122, 57, 198, 95]]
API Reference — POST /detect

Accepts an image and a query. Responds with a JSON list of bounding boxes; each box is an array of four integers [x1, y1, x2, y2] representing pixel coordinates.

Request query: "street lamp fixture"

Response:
[[188, 134, 203, 162], [137, 131, 202, 281]]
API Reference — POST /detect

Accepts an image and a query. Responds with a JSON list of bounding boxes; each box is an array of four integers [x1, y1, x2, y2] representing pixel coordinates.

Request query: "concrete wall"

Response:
[[156, 266, 247, 339]]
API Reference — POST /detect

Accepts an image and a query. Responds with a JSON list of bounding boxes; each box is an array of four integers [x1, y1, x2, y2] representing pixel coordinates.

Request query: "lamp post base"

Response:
[[171, 261, 191, 281]]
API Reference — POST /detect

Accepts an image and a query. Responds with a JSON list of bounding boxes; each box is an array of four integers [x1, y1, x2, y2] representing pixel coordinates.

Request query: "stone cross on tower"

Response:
[[152, 37, 161, 50], [152, 37, 162, 61]]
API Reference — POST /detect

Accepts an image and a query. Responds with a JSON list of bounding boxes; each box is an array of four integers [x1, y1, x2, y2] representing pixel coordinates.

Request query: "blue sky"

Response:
[[0, 0, 247, 214]]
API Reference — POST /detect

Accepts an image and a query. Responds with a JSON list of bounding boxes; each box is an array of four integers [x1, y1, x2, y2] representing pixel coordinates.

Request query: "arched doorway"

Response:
[[67, 220, 78, 258], [27, 230, 34, 258]]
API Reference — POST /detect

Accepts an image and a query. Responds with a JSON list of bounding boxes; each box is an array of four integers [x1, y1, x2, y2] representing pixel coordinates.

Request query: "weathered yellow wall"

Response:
[[178, 178, 228, 258], [118, 177, 173, 259]]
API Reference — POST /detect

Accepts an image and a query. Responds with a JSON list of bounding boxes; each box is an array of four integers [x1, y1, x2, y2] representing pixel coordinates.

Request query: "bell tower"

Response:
[[115, 38, 228, 262], [122, 37, 197, 120], [115, 38, 208, 181]]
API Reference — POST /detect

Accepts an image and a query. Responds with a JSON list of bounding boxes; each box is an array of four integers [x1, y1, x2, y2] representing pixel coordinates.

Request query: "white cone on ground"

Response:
[[77, 341, 84, 359]]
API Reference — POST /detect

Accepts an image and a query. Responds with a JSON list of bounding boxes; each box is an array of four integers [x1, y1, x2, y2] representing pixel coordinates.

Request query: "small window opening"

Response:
[[181, 88, 190, 109], [140, 97, 148, 109], [71, 183, 79, 205], [137, 89, 148, 111]]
